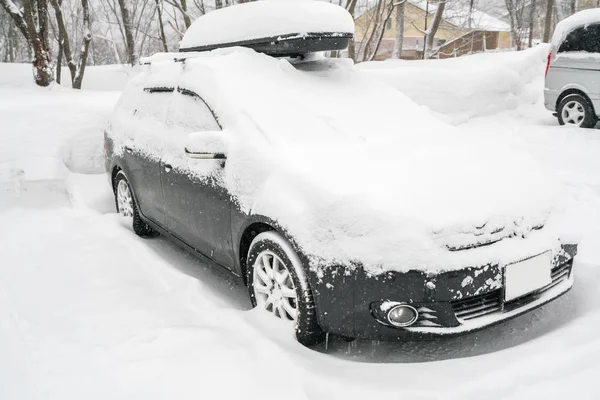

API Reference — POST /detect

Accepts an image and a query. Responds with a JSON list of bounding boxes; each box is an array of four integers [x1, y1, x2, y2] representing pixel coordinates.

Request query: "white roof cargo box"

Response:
[[178, 0, 354, 56]]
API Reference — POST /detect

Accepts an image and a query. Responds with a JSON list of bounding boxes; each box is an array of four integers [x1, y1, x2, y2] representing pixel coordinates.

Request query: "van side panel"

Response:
[[545, 57, 600, 115]]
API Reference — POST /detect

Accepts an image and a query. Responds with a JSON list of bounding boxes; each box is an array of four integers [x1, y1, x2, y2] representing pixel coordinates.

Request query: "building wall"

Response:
[[354, 2, 508, 60], [355, 2, 470, 44]]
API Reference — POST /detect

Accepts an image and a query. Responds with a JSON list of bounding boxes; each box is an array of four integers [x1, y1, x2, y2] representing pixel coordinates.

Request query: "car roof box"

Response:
[[178, 1, 354, 57]]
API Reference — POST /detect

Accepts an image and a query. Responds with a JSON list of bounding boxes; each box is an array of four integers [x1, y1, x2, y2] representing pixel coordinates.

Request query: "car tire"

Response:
[[247, 231, 324, 346], [557, 94, 598, 128], [114, 171, 156, 237]]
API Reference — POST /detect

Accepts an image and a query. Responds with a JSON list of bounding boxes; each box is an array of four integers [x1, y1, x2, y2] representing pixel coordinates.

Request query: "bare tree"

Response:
[[425, 0, 446, 59], [345, 0, 358, 61], [391, 0, 405, 59], [117, 0, 136, 64], [164, 0, 191, 29], [1, 0, 54, 86], [49, 0, 91, 88], [543, 0, 554, 42], [505, 0, 528, 50], [366, 0, 397, 61], [155, 0, 168, 51]]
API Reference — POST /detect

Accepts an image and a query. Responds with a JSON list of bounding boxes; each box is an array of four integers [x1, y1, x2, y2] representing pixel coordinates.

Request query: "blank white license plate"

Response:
[[504, 252, 552, 302]]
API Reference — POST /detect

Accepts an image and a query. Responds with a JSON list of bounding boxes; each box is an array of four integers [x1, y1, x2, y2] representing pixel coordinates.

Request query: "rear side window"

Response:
[[558, 24, 600, 53], [165, 88, 221, 133]]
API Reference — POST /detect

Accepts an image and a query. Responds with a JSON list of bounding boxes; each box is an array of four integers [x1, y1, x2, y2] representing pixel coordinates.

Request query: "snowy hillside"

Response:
[[1, 50, 600, 400]]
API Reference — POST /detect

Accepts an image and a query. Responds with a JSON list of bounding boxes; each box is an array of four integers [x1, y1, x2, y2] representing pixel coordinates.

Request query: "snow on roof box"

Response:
[[179, 0, 355, 56]]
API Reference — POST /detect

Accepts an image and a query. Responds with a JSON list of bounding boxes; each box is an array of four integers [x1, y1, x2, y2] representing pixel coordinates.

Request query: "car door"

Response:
[[121, 87, 173, 227], [161, 87, 235, 269]]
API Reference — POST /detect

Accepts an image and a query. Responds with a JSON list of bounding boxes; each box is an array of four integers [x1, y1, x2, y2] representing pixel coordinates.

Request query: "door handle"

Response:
[[164, 164, 172, 172]]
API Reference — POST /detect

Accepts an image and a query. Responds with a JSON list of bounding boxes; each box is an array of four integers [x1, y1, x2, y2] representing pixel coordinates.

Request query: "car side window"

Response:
[[165, 88, 221, 133], [558, 24, 600, 53]]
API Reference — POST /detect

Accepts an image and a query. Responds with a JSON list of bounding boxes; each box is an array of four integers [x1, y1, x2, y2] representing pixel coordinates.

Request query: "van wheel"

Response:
[[558, 94, 598, 128], [114, 171, 156, 237], [247, 231, 324, 346]]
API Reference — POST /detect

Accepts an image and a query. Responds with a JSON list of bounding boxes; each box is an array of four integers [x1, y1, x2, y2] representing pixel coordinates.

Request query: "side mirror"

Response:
[[185, 131, 227, 160]]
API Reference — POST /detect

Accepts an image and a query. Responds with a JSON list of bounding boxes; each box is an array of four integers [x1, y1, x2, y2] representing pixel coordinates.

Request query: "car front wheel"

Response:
[[558, 94, 598, 128], [114, 171, 156, 237], [247, 231, 324, 346]]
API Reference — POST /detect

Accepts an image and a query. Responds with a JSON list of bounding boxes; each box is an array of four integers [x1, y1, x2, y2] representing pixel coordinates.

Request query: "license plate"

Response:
[[504, 252, 552, 302]]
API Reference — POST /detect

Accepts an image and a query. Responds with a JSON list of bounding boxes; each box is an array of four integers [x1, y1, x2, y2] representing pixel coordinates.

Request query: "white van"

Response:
[[544, 9, 600, 128]]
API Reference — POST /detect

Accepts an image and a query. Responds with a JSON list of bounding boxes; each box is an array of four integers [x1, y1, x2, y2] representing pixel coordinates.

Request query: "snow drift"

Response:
[[357, 46, 550, 124]]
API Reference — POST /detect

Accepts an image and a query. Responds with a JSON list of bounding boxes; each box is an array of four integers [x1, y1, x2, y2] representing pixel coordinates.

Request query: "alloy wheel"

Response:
[[561, 100, 586, 126], [116, 179, 134, 220], [252, 250, 298, 322]]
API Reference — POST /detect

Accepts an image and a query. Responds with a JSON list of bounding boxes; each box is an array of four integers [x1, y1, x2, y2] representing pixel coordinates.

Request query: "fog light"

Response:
[[387, 304, 418, 327]]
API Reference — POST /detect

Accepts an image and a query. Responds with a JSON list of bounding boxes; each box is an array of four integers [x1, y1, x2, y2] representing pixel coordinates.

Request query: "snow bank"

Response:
[[179, 0, 354, 50], [114, 48, 562, 275], [551, 8, 600, 49], [357, 46, 549, 125], [0, 62, 134, 91]]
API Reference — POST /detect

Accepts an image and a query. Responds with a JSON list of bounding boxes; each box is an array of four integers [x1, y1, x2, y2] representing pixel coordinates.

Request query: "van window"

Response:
[[558, 24, 600, 53], [166, 89, 221, 133]]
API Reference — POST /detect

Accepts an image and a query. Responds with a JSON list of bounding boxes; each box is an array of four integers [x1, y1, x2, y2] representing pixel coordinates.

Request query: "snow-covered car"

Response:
[[545, 8, 600, 128], [105, 1, 577, 345]]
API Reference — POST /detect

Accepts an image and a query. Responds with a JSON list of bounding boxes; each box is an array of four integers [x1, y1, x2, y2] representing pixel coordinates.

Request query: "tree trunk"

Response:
[[56, 35, 62, 84], [554, 0, 566, 21], [528, 0, 535, 48], [368, 0, 396, 61], [215, 0, 222, 9], [49, 0, 76, 80], [180, 0, 191, 28], [425, 0, 446, 59], [391, 1, 405, 59], [7, 16, 16, 62], [362, 0, 383, 61], [23, 0, 54, 86], [155, 0, 168, 52], [345, 0, 358, 61], [543, 0, 554, 42], [117, 0, 137, 65], [72, 0, 91, 89]]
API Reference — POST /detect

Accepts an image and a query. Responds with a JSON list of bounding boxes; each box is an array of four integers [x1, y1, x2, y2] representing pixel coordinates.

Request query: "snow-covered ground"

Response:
[[1, 47, 600, 399]]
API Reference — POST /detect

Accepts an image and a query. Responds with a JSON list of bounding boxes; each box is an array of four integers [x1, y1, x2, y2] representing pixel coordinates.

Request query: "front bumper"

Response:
[[311, 244, 576, 340]]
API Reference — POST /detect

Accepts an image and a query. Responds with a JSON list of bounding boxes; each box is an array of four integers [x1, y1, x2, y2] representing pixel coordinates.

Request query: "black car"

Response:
[[104, 2, 577, 346]]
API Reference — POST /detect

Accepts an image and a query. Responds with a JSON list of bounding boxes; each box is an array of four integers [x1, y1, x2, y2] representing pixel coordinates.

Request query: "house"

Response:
[[354, 0, 512, 60]]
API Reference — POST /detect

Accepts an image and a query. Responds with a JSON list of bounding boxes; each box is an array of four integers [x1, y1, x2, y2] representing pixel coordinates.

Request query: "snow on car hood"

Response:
[[149, 49, 565, 274]]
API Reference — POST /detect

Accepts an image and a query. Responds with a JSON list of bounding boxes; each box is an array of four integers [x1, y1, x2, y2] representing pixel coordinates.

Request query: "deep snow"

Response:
[[1, 46, 600, 399]]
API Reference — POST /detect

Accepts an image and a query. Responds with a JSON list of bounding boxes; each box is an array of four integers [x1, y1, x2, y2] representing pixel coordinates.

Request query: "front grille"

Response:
[[451, 259, 573, 322], [451, 290, 503, 321]]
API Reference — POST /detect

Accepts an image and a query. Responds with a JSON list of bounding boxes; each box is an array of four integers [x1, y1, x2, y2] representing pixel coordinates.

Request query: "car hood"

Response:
[[246, 132, 561, 274]]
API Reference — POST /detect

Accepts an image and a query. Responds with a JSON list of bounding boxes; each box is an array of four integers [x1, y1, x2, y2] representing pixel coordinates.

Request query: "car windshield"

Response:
[[177, 49, 447, 152]]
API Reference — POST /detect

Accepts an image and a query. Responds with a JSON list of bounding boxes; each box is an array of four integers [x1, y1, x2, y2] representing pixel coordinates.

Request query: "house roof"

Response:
[[408, 0, 511, 32]]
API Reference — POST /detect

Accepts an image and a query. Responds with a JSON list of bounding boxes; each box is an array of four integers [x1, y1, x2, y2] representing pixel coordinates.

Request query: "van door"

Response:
[[161, 88, 235, 269]]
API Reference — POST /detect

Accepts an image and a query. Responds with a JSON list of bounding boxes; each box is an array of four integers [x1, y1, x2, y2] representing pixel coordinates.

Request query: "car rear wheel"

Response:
[[247, 231, 324, 346], [558, 94, 598, 128], [114, 171, 156, 237]]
